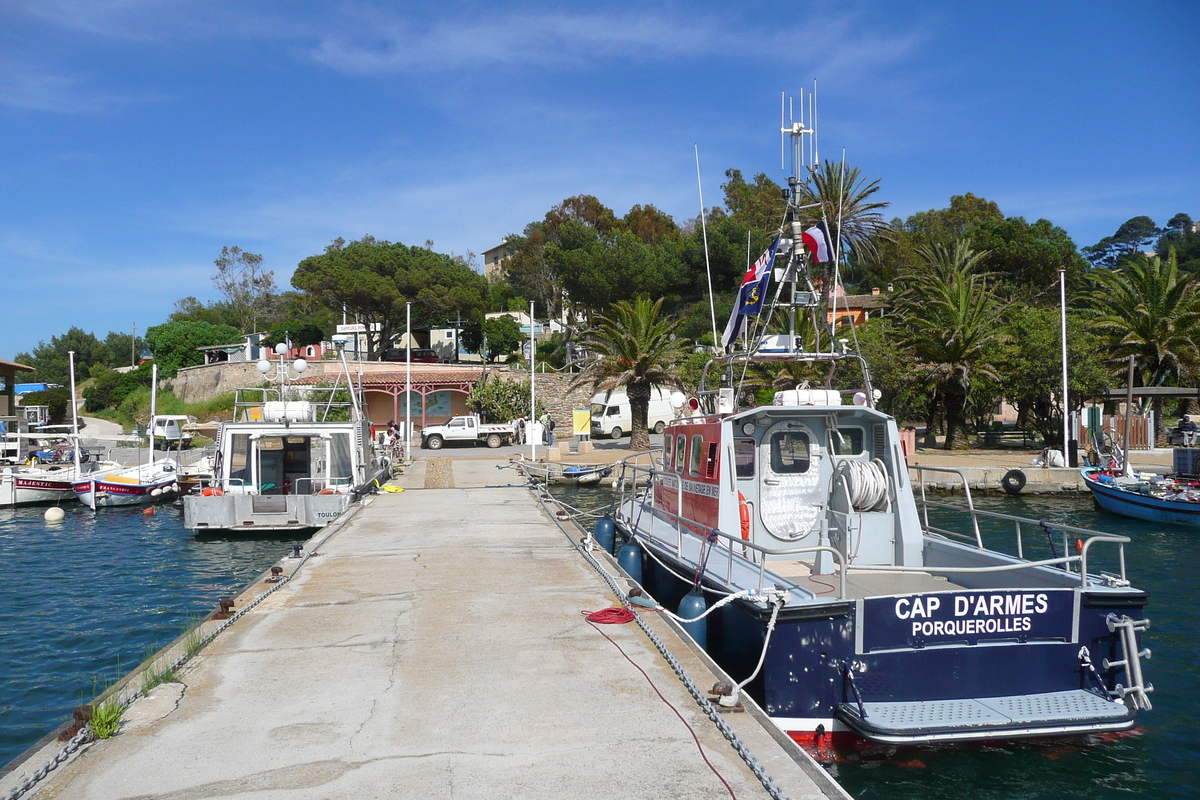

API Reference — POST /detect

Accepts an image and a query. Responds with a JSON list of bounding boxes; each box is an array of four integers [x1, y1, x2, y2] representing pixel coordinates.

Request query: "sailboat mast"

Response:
[[148, 362, 157, 468], [68, 350, 80, 473]]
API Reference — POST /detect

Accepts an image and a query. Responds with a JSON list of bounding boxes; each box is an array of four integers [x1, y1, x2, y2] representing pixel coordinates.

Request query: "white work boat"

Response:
[[182, 342, 391, 533]]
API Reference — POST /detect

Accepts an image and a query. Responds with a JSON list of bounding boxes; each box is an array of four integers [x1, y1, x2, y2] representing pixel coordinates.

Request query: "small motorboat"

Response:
[[1082, 467, 1200, 528]]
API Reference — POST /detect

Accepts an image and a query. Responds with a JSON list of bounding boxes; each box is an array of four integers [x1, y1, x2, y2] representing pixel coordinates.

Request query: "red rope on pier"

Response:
[[584, 607, 636, 624]]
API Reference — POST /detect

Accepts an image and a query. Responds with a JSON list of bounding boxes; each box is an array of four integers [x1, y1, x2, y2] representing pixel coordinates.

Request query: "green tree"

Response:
[[467, 377, 540, 422], [797, 160, 891, 262], [1086, 252, 1200, 440], [721, 169, 786, 233], [571, 297, 689, 450], [1083, 216, 1161, 268], [169, 296, 243, 329], [20, 387, 72, 426], [894, 240, 1006, 449], [84, 363, 154, 412], [997, 309, 1110, 447], [144, 320, 244, 378], [1155, 214, 1200, 275], [100, 330, 143, 369], [213, 246, 277, 333], [461, 315, 523, 362], [968, 216, 1088, 298], [263, 322, 325, 350], [292, 236, 487, 361], [13, 327, 107, 385]]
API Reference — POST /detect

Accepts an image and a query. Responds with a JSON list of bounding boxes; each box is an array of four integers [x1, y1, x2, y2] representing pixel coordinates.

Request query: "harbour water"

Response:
[[0, 503, 305, 769], [551, 486, 1197, 800]]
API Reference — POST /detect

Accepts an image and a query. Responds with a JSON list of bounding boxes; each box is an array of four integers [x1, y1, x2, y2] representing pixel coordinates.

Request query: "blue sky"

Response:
[[2, 0, 1197, 361]]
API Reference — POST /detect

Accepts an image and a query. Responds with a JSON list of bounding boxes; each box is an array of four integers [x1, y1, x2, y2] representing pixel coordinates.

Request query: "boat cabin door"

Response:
[[758, 420, 826, 550]]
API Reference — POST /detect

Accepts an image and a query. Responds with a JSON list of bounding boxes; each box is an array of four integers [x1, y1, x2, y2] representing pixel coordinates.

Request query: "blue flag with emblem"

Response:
[[721, 236, 780, 349]]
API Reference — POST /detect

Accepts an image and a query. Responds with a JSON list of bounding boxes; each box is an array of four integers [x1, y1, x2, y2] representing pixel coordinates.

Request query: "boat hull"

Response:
[[1083, 469, 1200, 528], [182, 492, 352, 533], [0, 474, 75, 507], [72, 477, 178, 509]]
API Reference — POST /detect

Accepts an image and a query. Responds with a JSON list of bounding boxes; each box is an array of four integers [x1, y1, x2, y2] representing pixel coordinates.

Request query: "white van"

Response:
[[589, 387, 674, 440]]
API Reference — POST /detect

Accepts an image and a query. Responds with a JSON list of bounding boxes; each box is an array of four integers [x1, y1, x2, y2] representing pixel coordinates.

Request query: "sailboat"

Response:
[[73, 363, 179, 509]]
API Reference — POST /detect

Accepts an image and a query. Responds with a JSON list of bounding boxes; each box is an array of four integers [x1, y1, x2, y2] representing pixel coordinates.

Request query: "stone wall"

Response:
[[166, 360, 437, 405], [530, 372, 598, 433]]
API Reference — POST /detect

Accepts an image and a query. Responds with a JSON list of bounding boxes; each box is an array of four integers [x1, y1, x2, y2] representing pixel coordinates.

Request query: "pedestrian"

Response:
[[541, 411, 556, 447], [1180, 415, 1198, 446]]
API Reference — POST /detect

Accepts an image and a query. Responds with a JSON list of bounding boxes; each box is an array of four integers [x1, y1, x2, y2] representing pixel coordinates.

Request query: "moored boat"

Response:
[[606, 105, 1152, 748], [1082, 466, 1200, 528], [182, 341, 391, 533]]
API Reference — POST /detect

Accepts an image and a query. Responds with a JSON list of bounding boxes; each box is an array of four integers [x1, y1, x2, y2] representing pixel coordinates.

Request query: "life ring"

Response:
[[201, 487, 224, 496], [1001, 469, 1027, 495], [738, 491, 751, 540]]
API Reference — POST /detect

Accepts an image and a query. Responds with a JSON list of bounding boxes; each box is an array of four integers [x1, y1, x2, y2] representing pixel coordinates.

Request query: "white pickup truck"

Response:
[[420, 416, 515, 450]]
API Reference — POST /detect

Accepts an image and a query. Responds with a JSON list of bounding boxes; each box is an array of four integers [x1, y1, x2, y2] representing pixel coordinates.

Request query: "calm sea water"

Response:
[[0, 503, 305, 768], [551, 486, 1198, 800]]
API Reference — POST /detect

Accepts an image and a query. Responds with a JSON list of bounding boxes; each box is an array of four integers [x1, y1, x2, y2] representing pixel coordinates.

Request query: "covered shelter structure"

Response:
[[0, 358, 35, 433], [296, 367, 490, 432]]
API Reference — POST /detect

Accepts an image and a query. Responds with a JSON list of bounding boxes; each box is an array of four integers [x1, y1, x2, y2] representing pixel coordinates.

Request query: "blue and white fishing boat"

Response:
[[1082, 467, 1200, 528], [604, 103, 1153, 748]]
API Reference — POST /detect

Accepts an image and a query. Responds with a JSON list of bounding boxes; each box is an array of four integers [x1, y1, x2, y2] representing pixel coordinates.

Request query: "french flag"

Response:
[[802, 222, 831, 263], [721, 236, 779, 349]]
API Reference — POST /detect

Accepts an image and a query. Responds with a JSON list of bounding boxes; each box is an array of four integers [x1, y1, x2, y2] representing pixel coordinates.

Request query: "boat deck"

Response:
[[766, 559, 965, 599]]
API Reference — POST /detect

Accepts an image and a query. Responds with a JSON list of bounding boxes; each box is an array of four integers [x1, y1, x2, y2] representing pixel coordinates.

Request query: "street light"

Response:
[[257, 342, 307, 397]]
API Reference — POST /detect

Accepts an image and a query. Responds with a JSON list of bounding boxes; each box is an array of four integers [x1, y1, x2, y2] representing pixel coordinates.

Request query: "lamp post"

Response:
[[1059, 270, 1071, 467]]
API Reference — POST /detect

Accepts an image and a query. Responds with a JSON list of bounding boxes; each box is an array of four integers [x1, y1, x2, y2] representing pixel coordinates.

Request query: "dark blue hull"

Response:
[[634, 535, 1147, 745], [1083, 469, 1200, 528]]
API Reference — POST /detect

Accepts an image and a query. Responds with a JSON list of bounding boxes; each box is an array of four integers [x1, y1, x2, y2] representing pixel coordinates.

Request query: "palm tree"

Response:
[[572, 297, 689, 451], [798, 160, 892, 262], [895, 240, 1004, 449], [1086, 251, 1200, 440]]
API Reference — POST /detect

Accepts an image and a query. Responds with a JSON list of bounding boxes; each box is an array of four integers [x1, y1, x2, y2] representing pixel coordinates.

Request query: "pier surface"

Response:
[[22, 458, 840, 800]]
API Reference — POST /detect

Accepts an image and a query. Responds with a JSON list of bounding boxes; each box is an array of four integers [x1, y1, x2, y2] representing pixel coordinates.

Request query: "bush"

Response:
[[467, 377, 542, 423], [84, 364, 154, 412], [20, 387, 73, 426]]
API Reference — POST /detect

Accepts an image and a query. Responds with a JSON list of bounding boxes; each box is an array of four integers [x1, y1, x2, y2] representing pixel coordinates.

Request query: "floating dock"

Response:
[[4, 457, 845, 800]]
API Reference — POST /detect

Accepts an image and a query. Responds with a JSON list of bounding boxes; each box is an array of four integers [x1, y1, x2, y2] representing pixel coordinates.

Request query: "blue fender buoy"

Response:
[[678, 590, 708, 649], [594, 517, 616, 555], [617, 542, 642, 584]]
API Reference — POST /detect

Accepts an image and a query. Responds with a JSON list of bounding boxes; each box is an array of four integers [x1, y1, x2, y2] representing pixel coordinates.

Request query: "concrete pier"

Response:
[[12, 459, 844, 800]]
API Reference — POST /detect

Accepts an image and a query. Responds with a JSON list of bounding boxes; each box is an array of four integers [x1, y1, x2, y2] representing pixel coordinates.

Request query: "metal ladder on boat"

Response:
[[1104, 613, 1153, 711]]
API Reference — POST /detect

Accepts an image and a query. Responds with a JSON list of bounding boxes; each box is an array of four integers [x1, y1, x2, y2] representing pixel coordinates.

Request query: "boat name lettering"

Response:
[[862, 589, 1073, 651], [681, 479, 719, 498], [894, 592, 1049, 620]]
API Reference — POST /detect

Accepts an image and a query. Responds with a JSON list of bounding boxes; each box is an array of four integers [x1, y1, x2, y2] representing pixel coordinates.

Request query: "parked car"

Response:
[[384, 348, 443, 363]]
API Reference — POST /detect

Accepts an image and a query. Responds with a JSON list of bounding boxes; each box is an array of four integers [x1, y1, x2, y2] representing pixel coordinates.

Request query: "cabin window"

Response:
[[663, 435, 673, 469], [229, 433, 251, 485], [675, 434, 686, 473], [831, 427, 865, 455], [329, 433, 352, 485], [689, 434, 704, 476], [704, 442, 719, 479], [770, 431, 811, 474], [734, 438, 756, 478]]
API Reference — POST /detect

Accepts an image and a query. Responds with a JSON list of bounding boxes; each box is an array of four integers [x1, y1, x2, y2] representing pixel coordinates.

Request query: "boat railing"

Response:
[[613, 452, 848, 598], [292, 476, 353, 495], [910, 465, 1131, 588], [233, 386, 357, 421], [909, 465, 983, 546]]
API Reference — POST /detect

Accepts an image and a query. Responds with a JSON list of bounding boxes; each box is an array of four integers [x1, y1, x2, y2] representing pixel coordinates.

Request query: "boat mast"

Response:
[[148, 362, 157, 468], [68, 349, 80, 473]]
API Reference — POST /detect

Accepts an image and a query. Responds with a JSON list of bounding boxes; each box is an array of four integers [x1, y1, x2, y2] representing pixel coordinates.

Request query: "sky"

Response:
[[2, 0, 1197, 361]]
